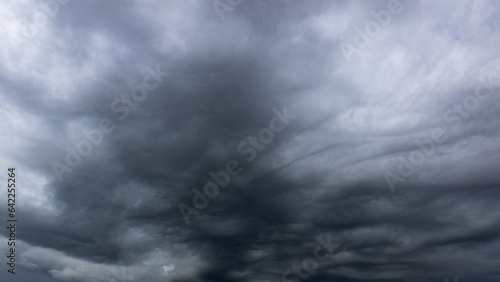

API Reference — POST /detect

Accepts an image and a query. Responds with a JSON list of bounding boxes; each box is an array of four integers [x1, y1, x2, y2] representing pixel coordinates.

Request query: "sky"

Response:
[[1, 0, 500, 281]]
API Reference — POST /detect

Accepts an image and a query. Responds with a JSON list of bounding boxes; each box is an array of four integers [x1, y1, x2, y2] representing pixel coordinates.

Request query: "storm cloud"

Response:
[[1, 0, 500, 281]]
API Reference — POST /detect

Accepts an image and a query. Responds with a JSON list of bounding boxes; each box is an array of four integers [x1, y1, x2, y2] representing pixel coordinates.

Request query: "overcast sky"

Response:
[[1, 0, 500, 281]]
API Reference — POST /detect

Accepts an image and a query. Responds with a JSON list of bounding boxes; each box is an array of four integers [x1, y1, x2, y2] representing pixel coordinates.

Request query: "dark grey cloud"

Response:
[[1, 0, 500, 281]]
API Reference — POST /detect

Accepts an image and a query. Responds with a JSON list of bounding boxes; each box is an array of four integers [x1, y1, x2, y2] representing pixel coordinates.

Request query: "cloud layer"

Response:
[[1, 0, 500, 281]]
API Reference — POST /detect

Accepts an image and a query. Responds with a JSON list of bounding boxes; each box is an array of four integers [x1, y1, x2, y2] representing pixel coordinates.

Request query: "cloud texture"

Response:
[[1, 0, 500, 281]]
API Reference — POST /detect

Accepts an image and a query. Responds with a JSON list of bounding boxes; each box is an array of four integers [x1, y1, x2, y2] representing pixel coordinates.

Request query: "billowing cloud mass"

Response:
[[1, 0, 500, 281]]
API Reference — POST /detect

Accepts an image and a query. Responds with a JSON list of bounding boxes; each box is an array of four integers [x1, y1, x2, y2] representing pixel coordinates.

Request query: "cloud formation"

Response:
[[1, 0, 500, 281]]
